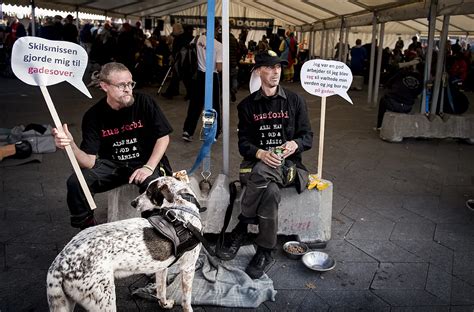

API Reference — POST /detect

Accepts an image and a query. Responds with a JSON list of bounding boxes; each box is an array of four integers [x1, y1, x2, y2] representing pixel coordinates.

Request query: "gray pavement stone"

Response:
[[451, 277, 474, 305], [391, 240, 454, 273], [450, 306, 474, 312], [315, 290, 390, 311], [341, 201, 392, 223], [390, 306, 449, 312], [345, 221, 395, 240], [264, 289, 328, 311], [267, 260, 323, 290], [331, 213, 353, 240], [323, 239, 376, 263], [0, 220, 44, 243], [390, 222, 436, 241], [371, 289, 448, 306], [426, 265, 453, 303], [453, 251, 474, 285], [371, 263, 429, 290], [281, 262, 379, 291], [435, 224, 474, 251], [0, 268, 49, 312], [348, 240, 423, 263], [5, 242, 57, 270]]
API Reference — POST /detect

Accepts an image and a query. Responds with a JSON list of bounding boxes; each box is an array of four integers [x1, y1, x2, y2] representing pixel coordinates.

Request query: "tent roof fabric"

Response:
[[4, 0, 474, 35]]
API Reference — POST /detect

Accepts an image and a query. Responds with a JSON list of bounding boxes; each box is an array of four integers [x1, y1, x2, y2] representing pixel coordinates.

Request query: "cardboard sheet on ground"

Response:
[[11, 36, 91, 98]]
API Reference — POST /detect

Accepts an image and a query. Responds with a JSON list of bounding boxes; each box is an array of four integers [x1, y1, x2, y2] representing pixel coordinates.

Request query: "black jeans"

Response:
[[183, 70, 221, 137], [66, 159, 162, 228], [377, 94, 413, 128], [239, 161, 294, 249]]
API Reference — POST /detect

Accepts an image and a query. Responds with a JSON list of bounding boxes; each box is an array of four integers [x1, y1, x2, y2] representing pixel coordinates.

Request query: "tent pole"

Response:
[[421, 0, 438, 114], [320, 28, 325, 59], [430, 14, 450, 115], [373, 22, 385, 106], [324, 29, 329, 59], [222, 0, 230, 175], [337, 17, 344, 61], [30, 0, 36, 36], [343, 26, 349, 64], [367, 14, 377, 105]]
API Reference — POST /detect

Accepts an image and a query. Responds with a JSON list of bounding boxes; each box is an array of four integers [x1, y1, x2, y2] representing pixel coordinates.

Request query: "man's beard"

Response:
[[120, 94, 135, 108]]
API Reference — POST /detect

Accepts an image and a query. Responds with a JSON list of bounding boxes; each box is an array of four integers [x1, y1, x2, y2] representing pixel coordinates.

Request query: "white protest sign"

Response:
[[300, 59, 353, 179], [12, 36, 91, 98], [11, 36, 96, 209], [300, 59, 353, 104]]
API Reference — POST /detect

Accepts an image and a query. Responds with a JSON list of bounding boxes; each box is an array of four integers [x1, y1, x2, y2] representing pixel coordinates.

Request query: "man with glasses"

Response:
[[217, 50, 313, 279], [52, 62, 173, 229]]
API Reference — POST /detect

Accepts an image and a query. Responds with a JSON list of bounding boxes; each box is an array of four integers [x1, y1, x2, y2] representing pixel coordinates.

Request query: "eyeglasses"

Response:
[[107, 81, 136, 91]]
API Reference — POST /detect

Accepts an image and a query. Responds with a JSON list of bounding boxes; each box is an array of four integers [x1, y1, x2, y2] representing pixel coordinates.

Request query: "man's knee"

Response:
[[258, 183, 280, 219]]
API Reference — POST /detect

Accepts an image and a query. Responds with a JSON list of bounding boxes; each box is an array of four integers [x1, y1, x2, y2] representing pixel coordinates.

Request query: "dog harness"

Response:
[[148, 208, 200, 258]]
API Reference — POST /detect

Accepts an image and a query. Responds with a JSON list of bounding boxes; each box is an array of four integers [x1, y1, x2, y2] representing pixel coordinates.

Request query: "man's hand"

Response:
[[129, 167, 153, 185], [52, 124, 73, 150], [281, 140, 298, 158], [257, 149, 282, 168]]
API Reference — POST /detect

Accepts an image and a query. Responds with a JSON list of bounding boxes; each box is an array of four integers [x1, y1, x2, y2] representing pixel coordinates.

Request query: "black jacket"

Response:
[[237, 86, 313, 168]]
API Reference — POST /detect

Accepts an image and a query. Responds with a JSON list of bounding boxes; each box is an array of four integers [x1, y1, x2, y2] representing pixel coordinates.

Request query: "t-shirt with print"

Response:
[[80, 92, 172, 168], [252, 97, 288, 151]]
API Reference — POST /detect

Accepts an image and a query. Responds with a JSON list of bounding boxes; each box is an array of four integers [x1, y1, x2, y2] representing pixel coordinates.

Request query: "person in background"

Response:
[[350, 39, 366, 76], [181, 24, 223, 142], [62, 14, 78, 43]]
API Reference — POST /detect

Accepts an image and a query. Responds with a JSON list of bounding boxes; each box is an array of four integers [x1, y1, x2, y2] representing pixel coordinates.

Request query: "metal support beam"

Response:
[[430, 14, 450, 115], [421, 0, 438, 114], [367, 14, 377, 105], [373, 22, 385, 106], [30, 0, 36, 36], [222, 0, 230, 175], [320, 29, 325, 59]]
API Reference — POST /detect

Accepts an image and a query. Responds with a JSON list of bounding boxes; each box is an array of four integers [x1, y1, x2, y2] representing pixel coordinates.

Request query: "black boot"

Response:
[[216, 222, 248, 260], [245, 246, 274, 279]]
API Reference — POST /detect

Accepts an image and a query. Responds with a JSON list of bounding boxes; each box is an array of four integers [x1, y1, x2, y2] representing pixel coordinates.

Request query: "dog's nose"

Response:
[[131, 199, 137, 208]]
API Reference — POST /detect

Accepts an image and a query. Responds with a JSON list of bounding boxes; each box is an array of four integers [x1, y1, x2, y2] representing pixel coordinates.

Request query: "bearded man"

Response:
[[53, 62, 173, 229]]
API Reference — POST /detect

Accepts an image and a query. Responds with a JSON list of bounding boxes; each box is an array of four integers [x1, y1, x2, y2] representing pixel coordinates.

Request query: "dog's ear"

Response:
[[147, 183, 164, 206], [158, 184, 175, 203]]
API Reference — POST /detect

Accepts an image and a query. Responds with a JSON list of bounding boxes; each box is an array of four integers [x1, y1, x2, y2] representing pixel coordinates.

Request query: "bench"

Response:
[[190, 174, 333, 247], [380, 112, 474, 143], [107, 174, 333, 247]]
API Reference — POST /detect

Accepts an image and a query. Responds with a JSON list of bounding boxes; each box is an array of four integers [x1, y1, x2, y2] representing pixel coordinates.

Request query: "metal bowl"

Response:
[[302, 251, 336, 271], [283, 241, 309, 260]]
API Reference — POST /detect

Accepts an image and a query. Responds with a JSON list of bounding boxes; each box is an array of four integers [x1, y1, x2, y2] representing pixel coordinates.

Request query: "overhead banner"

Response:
[[170, 15, 274, 30]]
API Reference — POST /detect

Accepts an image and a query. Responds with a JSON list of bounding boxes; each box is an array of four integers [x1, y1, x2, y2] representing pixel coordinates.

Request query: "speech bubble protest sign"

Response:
[[12, 36, 91, 98], [300, 59, 354, 179], [300, 59, 353, 104], [11, 37, 96, 209]]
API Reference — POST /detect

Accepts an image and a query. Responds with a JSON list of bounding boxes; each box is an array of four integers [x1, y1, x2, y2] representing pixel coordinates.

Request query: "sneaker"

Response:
[[245, 247, 274, 279], [182, 132, 193, 142], [216, 227, 248, 261]]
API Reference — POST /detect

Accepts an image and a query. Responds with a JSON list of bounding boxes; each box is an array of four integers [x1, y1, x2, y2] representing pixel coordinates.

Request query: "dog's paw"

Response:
[[159, 298, 175, 309]]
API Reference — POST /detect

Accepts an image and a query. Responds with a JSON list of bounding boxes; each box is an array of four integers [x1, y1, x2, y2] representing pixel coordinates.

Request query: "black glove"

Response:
[[12, 140, 32, 159]]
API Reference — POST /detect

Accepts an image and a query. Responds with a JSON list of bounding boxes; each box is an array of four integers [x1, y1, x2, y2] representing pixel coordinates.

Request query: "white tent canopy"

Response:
[[3, 0, 474, 54]]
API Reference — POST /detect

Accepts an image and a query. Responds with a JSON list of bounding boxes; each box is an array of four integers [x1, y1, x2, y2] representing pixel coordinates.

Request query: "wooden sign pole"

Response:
[[40, 86, 97, 209], [317, 97, 327, 179]]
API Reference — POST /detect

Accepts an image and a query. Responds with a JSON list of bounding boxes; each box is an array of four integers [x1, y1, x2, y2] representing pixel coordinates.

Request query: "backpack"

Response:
[[176, 35, 199, 80]]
